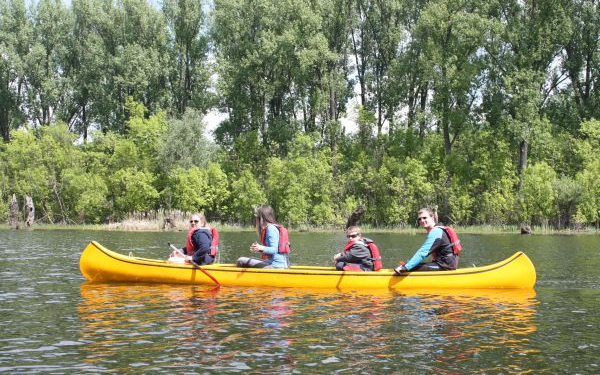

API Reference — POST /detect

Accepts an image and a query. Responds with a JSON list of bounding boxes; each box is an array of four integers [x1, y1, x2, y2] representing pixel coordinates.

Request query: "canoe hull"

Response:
[[80, 241, 536, 290]]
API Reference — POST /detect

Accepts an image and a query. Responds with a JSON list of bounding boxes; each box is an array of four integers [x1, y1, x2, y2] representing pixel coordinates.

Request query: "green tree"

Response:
[[62, 0, 108, 141], [0, 0, 31, 142], [1, 128, 51, 218], [229, 169, 267, 224], [162, 0, 213, 115], [125, 97, 167, 174], [203, 162, 230, 220], [560, 0, 600, 124], [62, 169, 109, 223], [25, 0, 72, 127], [157, 108, 216, 172], [414, 0, 493, 156], [574, 159, 600, 226], [109, 167, 160, 217], [520, 162, 557, 225], [165, 162, 232, 218], [552, 175, 583, 228], [484, 0, 571, 191], [92, 0, 170, 133], [349, 0, 406, 136], [573, 119, 600, 225], [265, 134, 339, 225]]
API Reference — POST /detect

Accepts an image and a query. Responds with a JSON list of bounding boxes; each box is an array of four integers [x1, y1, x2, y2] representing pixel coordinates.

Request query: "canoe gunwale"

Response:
[[82, 241, 536, 289], [92, 240, 525, 278]]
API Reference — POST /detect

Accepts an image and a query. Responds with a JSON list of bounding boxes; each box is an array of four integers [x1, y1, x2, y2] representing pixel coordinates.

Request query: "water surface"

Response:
[[1, 229, 599, 374]]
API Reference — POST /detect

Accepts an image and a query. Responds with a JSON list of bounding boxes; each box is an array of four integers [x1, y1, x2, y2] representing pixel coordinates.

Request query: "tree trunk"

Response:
[[1, 106, 9, 142], [25, 195, 35, 227], [517, 139, 528, 191], [346, 205, 366, 230], [418, 84, 428, 139], [10, 194, 19, 229], [82, 104, 88, 142], [1, 75, 9, 141]]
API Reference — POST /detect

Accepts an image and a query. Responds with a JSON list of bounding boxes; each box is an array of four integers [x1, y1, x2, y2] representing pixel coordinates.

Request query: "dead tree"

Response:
[[10, 194, 19, 229], [345, 205, 366, 229], [25, 195, 35, 227]]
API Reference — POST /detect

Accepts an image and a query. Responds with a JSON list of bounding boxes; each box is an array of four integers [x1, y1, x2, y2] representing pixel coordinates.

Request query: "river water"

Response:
[[1, 229, 599, 374]]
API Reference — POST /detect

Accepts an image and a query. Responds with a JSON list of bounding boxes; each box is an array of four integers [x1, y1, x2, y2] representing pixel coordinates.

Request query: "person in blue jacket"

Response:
[[185, 213, 215, 266], [236, 205, 289, 269], [394, 208, 459, 274]]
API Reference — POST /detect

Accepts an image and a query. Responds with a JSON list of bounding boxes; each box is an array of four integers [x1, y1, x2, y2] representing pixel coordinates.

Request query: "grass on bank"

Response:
[[1, 220, 598, 235]]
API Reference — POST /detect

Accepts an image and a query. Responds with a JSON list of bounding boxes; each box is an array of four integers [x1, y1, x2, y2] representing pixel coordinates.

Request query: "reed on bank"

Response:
[[1, 220, 598, 235]]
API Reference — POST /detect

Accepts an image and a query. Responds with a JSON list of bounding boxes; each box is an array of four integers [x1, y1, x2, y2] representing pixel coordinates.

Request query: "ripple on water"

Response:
[[3, 230, 600, 374]]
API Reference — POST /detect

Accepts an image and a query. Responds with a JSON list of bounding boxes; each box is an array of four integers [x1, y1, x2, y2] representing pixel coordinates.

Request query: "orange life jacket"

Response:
[[342, 237, 382, 271], [259, 224, 290, 260], [186, 227, 219, 257], [209, 227, 219, 257]]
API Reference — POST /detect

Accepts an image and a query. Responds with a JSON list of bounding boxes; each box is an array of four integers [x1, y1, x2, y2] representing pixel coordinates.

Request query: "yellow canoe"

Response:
[[80, 241, 536, 290]]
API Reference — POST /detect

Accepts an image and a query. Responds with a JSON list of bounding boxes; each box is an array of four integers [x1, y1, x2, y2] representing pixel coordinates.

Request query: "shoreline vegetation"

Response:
[[1, 220, 598, 235], [2, 1, 600, 233]]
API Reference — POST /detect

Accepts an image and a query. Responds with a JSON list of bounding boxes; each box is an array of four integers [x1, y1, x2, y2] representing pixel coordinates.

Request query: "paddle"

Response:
[[168, 243, 221, 287], [168, 242, 184, 255]]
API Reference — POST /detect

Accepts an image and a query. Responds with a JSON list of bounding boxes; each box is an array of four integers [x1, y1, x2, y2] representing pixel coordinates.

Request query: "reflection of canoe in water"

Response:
[[80, 241, 536, 290]]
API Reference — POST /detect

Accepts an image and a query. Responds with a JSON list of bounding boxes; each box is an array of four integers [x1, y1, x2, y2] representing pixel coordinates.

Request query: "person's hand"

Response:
[[333, 253, 341, 261], [394, 265, 407, 275], [250, 242, 263, 252]]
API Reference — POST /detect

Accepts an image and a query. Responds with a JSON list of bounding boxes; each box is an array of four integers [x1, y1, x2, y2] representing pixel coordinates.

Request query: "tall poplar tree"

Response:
[[163, 0, 213, 116], [0, 0, 31, 142]]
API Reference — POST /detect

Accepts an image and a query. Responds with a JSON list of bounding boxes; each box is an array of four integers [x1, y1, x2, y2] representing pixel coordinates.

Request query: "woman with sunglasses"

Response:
[[170, 213, 215, 266], [394, 208, 459, 274], [333, 226, 376, 271], [236, 205, 290, 269]]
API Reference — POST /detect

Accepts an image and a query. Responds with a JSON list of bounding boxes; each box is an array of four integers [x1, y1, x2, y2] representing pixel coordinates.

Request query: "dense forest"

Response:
[[1, 0, 599, 228]]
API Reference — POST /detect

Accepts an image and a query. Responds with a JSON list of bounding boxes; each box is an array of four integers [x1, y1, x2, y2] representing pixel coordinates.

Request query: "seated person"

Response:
[[168, 213, 215, 266], [334, 226, 380, 271], [236, 204, 290, 269], [394, 208, 459, 273]]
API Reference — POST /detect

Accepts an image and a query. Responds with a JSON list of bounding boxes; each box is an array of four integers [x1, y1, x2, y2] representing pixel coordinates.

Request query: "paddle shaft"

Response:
[[168, 243, 220, 286], [168, 243, 184, 255]]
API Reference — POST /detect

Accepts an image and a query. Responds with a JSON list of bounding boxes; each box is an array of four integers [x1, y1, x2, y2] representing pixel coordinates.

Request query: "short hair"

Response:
[[346, 226, 362, 235]]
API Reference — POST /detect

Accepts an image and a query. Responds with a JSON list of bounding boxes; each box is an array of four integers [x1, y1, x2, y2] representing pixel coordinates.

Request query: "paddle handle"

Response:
[[168, 243, 185, 255]]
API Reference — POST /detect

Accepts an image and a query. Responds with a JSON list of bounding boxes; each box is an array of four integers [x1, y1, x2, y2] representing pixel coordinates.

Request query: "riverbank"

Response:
[[1, 221, 598, 235]]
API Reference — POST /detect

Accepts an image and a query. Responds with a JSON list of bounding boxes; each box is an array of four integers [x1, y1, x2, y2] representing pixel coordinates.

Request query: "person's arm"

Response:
[[404, 228, 443, 270], [260, 225, 280, 255], [191, 229, 212, 262], [345, 244, 370, 263]]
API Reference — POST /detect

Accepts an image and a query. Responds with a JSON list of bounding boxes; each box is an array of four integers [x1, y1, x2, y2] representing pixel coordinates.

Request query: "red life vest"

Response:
[[260, 224, 290, 253], [186, 227, 219, 257], [259, 224, 290, 260], [342, 237, 383, 271], [364, 238, 383, 271], [435, 225, 462, 256], [209, 227, 219, 257]]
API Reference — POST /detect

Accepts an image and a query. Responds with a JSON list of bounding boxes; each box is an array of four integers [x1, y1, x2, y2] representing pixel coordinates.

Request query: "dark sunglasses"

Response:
[[347, 233, 359, 239], [190, 220, 199, 224], [418, 217, 429, 221]]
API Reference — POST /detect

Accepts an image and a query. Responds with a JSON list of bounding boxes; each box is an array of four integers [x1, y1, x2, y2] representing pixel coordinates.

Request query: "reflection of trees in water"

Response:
[[386, 290, 540, 374], [78, 285, 539, 373]]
